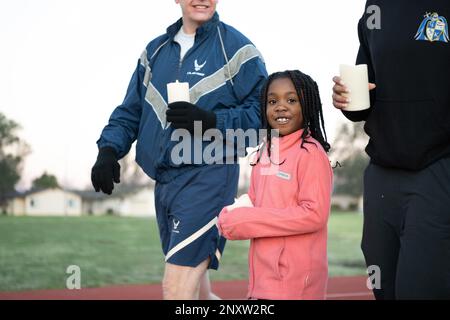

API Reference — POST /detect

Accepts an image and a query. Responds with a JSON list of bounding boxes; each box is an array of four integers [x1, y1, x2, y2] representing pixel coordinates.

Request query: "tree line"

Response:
[[0, 112, 59, 211]]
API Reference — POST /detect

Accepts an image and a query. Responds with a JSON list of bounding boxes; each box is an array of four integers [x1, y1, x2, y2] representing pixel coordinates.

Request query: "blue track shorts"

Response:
[[154, 164, 239, 270]]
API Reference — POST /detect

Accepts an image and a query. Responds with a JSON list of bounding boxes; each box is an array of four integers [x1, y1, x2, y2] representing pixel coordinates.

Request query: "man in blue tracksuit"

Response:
[[91, 0, 267, 299]]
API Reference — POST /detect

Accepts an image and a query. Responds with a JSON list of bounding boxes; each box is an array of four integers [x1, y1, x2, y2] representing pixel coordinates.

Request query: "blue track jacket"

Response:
[[97, 13, 268, 183]]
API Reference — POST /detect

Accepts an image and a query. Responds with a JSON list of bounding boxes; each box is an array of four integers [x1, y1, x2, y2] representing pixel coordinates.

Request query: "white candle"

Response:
[[167, 80, 190, 104], [339, 64, 370, 111], [226, 193, 253, 211]]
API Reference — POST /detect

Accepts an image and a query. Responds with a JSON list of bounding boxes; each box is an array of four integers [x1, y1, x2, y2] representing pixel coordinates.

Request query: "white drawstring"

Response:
[[217, 26, 234, 86]]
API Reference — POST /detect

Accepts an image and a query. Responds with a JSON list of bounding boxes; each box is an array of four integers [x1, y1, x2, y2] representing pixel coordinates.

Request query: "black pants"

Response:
[[362, 158, 450, 300]]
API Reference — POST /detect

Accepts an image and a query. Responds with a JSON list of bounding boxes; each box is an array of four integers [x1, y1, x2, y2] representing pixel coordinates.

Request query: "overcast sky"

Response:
[[0, 0, 366, 190]]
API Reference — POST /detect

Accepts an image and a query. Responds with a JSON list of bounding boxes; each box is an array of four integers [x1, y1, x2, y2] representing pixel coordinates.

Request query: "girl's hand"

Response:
[[332, 76, 376, 110], [226, 194, 253, 211], [217, 207, 228, 238]]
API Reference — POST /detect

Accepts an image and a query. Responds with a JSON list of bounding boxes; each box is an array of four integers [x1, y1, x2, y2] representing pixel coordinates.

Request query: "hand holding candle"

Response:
[[167, 80, 190, 104], [338, 64, 371, 111], [226, 194, 254, 211], [166, 80, 216, 133]]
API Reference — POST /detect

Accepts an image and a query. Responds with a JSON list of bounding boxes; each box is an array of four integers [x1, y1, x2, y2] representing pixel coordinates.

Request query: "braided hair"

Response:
[[253, 70, 330, 165]]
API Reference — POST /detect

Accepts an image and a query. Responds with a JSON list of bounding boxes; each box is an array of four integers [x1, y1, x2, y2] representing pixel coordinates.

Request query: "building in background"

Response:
[[6, 188, 82, 216], [77, 184, 155, 217], [4, 184, 156, 217]]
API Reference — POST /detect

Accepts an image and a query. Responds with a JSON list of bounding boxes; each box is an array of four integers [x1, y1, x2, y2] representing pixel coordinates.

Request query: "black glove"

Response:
[[166, 101, 216, 134], [91, 147, 120, 195]]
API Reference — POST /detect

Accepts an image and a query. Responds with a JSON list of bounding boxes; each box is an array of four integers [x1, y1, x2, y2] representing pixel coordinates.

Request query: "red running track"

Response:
[[0, 276, 374, 300]]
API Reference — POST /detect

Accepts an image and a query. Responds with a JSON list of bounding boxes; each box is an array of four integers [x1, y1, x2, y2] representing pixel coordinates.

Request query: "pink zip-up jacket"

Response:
[[218, 129, 333, 300]]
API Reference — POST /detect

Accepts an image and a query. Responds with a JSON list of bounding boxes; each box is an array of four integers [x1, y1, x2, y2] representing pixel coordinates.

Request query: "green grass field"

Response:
[[0, 212, 366, 291]]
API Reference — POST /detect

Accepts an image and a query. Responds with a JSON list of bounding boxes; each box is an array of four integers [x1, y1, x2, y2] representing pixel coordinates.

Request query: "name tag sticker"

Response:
[[277, 171, 291, 181]]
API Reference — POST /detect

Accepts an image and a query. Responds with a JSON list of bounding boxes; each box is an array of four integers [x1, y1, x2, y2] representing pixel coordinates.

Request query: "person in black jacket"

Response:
[[332, 0, 450, 299]]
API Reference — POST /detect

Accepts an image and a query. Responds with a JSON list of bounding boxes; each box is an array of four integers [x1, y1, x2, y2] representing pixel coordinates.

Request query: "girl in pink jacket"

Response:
[[218, 70, 333, 300]]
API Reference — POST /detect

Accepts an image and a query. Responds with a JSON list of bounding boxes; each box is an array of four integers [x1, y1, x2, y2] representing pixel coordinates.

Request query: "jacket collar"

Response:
[[167, 12, 220, 40], [271, 129, 306, 154]]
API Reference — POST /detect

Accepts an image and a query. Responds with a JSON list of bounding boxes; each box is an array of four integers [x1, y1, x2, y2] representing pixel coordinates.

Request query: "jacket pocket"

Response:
[[301, 270, 328, 300], [275, 238, 288, 280], [254, 237, 286, 282]]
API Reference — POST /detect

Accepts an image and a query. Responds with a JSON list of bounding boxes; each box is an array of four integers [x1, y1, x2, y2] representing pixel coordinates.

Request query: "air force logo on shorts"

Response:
[[172, 219, 181, 234], [414, 12, 449, 43]]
